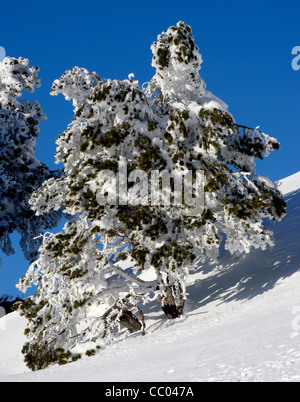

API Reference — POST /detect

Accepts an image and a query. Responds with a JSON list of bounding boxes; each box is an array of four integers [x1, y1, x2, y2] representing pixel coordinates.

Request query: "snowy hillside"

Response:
[[0, 172, 299, 382], [277, 171, 300, 195]]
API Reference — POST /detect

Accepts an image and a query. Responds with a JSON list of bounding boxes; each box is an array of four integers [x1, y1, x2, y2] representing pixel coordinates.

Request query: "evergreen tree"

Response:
[[0, 57, 62, 263], [18, 22, 286, 370]]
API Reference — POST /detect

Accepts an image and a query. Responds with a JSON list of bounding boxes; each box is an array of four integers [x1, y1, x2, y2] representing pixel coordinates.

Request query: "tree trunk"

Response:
[[158, 284, 185, 319], [119, 309, 142, 333], [102, 294, 144, 336]]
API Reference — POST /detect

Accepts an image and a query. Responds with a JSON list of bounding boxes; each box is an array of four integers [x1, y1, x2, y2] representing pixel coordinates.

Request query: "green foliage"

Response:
[[21, 342, 81, 371]]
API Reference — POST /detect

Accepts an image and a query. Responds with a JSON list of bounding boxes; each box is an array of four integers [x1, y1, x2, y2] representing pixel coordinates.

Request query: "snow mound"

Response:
[[0, 172, 299, 382]]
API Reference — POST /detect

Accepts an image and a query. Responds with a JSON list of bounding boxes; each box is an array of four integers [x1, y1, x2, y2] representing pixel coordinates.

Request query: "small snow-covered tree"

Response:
[[0, 57, 62, 263], [18, 22, 286, 370]]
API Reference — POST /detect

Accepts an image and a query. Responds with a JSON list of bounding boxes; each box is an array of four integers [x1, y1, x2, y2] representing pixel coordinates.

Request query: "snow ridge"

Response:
[[277, 171, 300, 195]]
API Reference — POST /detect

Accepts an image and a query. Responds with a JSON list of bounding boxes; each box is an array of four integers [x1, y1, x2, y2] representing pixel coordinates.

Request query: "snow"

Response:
[[277, 171, 300, 195], [0, 313, 27, 376], [0, 172, 299, 382]]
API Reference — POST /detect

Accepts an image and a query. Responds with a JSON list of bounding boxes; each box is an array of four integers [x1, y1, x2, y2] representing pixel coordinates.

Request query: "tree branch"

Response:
[[105, 262, 158, 291]]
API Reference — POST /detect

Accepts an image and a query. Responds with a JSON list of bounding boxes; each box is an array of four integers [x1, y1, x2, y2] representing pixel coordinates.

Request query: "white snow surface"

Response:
[[277, 171, 300, 195], [0, 173, 300, 382]]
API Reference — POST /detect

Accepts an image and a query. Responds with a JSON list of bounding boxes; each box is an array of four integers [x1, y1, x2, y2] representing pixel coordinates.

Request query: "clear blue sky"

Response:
[[0, 0, 299, 296]]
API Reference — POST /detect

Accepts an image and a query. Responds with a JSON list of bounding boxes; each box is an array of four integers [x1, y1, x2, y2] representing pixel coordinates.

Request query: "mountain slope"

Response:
[[0, 173, 299, 382], [277, 171, 300, 195]]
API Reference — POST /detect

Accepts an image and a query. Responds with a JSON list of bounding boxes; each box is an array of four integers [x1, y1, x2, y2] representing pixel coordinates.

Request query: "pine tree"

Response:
[[0, 57, 62, 264], [18, 22, 286, 370]]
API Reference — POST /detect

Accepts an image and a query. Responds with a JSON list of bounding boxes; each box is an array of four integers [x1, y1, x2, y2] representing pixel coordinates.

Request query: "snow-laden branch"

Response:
[[105, 262, 158, 291]]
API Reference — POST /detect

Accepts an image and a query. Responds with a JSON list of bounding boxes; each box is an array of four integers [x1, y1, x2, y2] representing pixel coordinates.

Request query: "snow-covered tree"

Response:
[[0, 57, 62, 263], [18, 22, 286, 370]]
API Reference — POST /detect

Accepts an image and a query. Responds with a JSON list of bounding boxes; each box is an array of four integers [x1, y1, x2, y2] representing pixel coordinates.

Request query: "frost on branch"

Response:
[[0, 57, 62, 263], [50, 67, 101, 111], [18, 22, 286, 370], [150, 21, 206, 102]]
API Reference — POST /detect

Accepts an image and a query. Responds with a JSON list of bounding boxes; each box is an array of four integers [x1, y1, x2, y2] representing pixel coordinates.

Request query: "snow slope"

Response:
[[277, 171, 300, 195], [0, 173, 299, 382]]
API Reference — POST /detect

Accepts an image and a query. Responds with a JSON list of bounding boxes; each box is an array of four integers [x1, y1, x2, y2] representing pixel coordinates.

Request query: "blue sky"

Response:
[[0, 0, 299, 296]]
